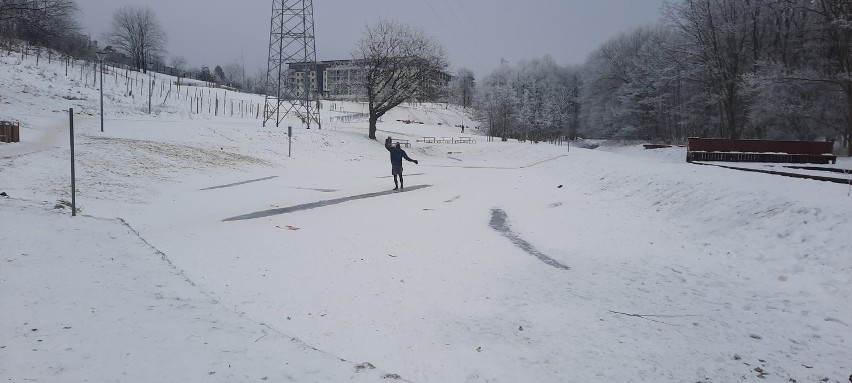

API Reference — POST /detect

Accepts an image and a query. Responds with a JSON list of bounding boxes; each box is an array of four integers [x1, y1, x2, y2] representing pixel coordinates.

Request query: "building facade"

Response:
[[287, 59, 449, 101]]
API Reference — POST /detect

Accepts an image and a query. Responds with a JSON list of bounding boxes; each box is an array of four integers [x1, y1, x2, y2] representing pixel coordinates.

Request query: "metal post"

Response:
[[99, 57, 104, 132], [288, 125, 292, 157], [69, 108, 76, 217], [263, 0, 321, 128]]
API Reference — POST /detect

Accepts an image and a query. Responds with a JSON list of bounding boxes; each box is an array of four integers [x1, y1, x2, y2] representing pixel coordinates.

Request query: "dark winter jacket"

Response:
[[385, 142, 417, 166]]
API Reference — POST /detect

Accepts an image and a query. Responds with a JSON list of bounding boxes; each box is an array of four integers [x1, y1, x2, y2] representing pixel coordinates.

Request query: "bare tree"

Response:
[[1, 0, 79, 48], [223, 60, 247, 89], [1, 0, 36, 22], [664, 0, 757, 139], [107, 6, 166, 73], [778, 0, 852, 155], [353, 19, 448, 139], [170, 55, 186, 75]]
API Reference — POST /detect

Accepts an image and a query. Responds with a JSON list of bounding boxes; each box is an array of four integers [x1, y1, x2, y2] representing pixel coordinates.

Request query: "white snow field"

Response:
[[2, 51, 851, 382]]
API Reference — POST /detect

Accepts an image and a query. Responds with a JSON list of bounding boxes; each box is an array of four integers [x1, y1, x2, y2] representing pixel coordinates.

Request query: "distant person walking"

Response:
[[385, 136, 418, 190]]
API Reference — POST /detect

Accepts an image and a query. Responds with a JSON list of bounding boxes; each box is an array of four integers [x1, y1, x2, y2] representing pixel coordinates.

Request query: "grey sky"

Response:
[[74, 0, 667, 77]]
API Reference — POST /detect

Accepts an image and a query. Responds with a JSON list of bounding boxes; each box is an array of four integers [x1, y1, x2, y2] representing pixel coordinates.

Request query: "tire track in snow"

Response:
[[489, 208, 570, 271]]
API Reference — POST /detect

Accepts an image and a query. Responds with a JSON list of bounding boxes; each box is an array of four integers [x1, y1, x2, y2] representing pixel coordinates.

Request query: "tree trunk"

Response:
[[369, 114, 378, 140], [847, 82, 852, 157]]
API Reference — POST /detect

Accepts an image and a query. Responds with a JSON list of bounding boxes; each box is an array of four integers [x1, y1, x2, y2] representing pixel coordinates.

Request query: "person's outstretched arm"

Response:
[[402, 151, 418, 164], [385, 137, 392, 151]]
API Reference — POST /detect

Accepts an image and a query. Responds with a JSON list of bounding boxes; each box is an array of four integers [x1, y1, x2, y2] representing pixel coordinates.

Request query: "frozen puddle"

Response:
[[489, 208, 570, 270], [223, 184, 432, 221]]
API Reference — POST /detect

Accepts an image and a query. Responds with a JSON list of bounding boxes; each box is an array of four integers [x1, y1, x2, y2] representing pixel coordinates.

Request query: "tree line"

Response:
[[0, 0, 90, 55], [472, 0, 852, 155], [1, 1, 266, 94]]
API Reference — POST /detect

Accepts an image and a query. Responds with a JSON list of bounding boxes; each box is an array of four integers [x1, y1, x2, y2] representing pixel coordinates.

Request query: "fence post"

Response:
[[148, 78, 153, 114], [69, 108, 76, 217]]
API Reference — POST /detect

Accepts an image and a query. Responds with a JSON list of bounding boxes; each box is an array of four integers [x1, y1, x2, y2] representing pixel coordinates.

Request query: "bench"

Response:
[[392, 139, 410, 148], [455, 136, 476, 144], [643, 144, 671, 149], [686, 138, 837, 164], [420, 136, 436, 143], [437, 137, 454, 143]]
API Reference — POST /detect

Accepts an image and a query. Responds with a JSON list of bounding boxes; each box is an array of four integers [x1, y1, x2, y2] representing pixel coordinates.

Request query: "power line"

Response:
[[442, 0, 486, 57], [455, 0, 481, 33], [423, 0, 489, 72], [423, 0, 466, 50]]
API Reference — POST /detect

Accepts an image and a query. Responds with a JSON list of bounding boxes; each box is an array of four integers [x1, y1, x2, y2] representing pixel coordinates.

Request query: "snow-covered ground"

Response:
[[2, 50, 851, 382]]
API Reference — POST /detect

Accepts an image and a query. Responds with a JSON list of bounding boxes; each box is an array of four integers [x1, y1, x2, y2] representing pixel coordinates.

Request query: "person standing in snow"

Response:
[[385, 136, 418, 190]]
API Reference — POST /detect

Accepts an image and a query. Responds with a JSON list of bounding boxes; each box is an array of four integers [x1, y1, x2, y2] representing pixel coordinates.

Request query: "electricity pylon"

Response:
[[263, 0, 321, 129]]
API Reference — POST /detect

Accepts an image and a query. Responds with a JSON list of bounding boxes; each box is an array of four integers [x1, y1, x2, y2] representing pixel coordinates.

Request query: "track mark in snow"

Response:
[[223, 185, 432, 221], [293, 187, 338, 193], [489, 208, 570, 270], [424, 155, 569, 170], [376, 173, 425, 179], [201, 176, 278, 191], [444, 195, 461, 203]]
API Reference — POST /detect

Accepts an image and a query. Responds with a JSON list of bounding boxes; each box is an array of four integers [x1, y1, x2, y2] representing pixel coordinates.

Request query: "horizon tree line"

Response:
[[473, 0, 852, 155]]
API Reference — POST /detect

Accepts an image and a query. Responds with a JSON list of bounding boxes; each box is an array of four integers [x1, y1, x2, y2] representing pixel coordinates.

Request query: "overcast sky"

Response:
[[74, 0, 668, 77]]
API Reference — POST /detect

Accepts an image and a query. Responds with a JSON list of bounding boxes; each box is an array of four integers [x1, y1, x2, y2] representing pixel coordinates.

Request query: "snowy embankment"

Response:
[[2, 49, 851, 382]]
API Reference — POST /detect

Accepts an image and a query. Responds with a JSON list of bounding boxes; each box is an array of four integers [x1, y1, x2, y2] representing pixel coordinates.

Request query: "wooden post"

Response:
[[148, 78, 153, 114]]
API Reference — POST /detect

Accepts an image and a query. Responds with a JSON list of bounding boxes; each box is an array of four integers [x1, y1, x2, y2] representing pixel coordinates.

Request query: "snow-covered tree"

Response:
[[450, 67, 475, 108], [476, 65, 518, 139]]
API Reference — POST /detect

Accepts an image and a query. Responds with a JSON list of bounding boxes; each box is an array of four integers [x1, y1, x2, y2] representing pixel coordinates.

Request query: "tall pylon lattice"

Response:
[[263, 0, 321, 129]]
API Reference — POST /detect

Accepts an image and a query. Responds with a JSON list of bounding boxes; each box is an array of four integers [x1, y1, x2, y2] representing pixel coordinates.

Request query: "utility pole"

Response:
[[263, 0, 321, 130]]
